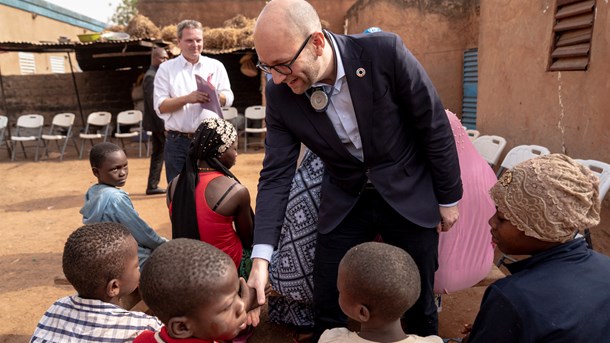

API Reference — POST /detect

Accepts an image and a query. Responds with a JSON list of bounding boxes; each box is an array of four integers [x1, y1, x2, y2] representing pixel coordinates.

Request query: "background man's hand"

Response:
[[185, 91, 210, 104]]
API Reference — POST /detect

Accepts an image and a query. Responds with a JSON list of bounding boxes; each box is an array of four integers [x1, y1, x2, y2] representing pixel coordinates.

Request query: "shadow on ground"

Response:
[[2, 194, 82, 212], [0, 253, 64, 293]]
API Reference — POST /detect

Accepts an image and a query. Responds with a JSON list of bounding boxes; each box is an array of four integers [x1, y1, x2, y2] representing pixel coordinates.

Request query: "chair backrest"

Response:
[[221, 107, 239, 121], [472, 135, 507, 166], [87, 111, 112, 126], [116, 110, 143, 127], [16, 114, 44, 129], [466, 129, 480, 141], [500, 144, 551, 171], [244, 106, 266, 121], [51, 112, 76, 128], [574, 159, 610, 200], [0, 115, 7, 138]]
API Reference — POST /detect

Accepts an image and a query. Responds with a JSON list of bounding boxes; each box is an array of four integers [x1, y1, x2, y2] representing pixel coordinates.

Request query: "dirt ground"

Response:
[[1, 144, 609, 343]]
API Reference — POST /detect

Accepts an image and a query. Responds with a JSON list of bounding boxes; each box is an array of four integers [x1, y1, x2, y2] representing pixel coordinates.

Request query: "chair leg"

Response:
[[72, 137, 80, 158], [10, 141, 16, 161], [20, 141, 27, 159], [244, 133, 248, 153], [60, 138, 69, 161], [79, 139, 85, 159], [43, 140, 50, 159]]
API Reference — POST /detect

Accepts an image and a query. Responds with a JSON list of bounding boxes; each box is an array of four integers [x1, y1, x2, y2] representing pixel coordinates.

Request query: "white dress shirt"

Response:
[[312, 34, 363, 161], [154, 54, 234, 133]]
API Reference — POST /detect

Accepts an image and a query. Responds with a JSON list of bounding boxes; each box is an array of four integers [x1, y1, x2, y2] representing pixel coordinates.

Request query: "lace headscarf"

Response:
[[490, 154, 600, 243]]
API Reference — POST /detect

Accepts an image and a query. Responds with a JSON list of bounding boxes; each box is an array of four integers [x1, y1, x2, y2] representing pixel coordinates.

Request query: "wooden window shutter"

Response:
[[549, 0, 595, 71]]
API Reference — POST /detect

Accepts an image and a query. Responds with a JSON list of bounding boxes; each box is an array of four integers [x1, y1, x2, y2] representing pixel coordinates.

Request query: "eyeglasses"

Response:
[[256, 34, 312, 75]]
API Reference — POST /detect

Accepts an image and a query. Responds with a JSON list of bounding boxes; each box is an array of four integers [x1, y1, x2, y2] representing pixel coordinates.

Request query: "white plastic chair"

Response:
[[79, 111, 112, 159], [496, 144, 551, 177], [42, 113, 79, 161], [472, 135, 507, 167], [10, 114, 45, 161], [221, 106, 239, 125], [574, 159, 610, 201], [115, 110, 143, 157], [0, 115, 10, 158], [243, 106, 266, 152], [466, 129, 480, 141]]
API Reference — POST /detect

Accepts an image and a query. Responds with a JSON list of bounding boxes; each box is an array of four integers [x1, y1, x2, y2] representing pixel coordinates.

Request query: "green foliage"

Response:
[[111, 0, 138, 26]]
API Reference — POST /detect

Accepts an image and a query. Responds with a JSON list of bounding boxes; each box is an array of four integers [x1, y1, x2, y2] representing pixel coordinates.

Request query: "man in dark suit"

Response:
[[143, 47, 168, 195], [247, 0, 463, 340]]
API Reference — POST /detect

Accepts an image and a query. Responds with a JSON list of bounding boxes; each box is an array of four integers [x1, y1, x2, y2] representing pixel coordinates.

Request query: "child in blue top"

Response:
[[80, 142, 167, 268]]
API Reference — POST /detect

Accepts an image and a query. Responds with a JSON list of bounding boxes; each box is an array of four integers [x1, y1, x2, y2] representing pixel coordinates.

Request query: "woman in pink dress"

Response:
[[433, 110, 497, 294]]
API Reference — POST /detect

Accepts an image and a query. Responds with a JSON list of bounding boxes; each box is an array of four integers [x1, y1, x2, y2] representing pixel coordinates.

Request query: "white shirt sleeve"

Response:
[[153, 63, 171, 120]]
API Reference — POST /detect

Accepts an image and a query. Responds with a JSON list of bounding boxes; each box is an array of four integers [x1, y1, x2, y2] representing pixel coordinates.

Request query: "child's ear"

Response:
[[357, 304, 371, 322], [92, 167, 100, 178], [105, 279, 120, 298], [167, 317, 193, 339]]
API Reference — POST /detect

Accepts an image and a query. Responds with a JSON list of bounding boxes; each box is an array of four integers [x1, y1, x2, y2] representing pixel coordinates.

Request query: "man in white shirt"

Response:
[[154, 19, 234, 182]]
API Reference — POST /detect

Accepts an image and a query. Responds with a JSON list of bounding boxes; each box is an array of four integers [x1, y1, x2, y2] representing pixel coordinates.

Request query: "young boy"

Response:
[[319, 242, 443, 343], [30, 223, 162, 342], [80, 142, 167, 268], [134, 238, 257, 343], [466, 154, 610, 342]]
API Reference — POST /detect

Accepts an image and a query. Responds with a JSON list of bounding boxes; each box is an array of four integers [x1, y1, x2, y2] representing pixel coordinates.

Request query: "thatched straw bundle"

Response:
[[160, 25, 178, 44], [105, 25, 126, 33], [126, 14, 161, 39], [223, 14, 255, 29], [202, 15, 256, 50]]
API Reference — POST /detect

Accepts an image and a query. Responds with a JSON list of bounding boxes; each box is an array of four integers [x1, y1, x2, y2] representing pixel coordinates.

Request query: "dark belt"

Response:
[[168, 130, 195, 139]]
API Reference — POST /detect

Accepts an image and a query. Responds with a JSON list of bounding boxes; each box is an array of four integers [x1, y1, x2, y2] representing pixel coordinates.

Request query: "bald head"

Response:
[[255, 0, 322, 43], [151, 47, 168, 67]]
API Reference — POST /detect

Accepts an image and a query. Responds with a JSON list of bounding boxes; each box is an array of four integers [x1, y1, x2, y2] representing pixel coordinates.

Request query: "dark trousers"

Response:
[[146, 131, 165, 190], [163, 131, 192, 183], [312, 188, 439, 341]]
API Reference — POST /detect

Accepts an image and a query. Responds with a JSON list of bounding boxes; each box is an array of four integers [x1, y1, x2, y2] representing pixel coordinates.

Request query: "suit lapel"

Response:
[[332, 34, 374, 163], [294, 93, 346, 153]]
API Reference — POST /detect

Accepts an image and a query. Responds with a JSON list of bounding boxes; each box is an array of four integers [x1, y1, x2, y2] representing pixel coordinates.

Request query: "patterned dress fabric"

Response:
[[268, 150, 324, 327]]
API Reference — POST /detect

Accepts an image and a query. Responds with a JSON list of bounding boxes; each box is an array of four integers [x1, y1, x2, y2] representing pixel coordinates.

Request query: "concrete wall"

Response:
[[0, 4, 95, 75], [477, 0, 609, 163], [345, 0, 479, 116], [0, 70, 142, 128], [138, 0, 357, 34]]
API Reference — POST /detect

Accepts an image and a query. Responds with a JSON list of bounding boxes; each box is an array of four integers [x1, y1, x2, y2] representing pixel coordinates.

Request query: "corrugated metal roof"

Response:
[[202, 46, 255, 54], [0, 0, 107, 32], [0, 39, 254, 71]]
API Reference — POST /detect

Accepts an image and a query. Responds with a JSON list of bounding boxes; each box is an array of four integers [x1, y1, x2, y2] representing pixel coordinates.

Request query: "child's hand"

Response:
[[238, 277, 261, 326], [239, 277, 259, 312]]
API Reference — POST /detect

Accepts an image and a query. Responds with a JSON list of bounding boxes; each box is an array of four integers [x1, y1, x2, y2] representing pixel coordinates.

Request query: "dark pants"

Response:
[[146, 131, 165, 191], [164, 131, 192, 183], [312, 188, 439, 341]]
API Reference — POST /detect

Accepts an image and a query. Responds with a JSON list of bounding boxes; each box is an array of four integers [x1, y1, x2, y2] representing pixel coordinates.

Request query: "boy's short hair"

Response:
[[491, 154, 601, 243], [89, 142, 122, 168], [139, 238, 234, 323], [340, 242, 420, 321], [63, 223, 132, 298]]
